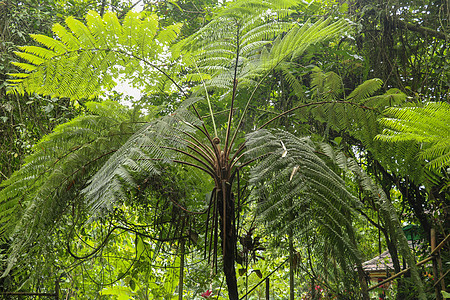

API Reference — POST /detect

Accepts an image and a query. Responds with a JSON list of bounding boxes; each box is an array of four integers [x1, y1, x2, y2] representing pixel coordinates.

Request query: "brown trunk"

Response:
[[218, 183, 239, 300]]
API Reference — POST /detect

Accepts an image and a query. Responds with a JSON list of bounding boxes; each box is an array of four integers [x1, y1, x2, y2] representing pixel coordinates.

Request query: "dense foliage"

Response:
[[0, 0, 448, 299]]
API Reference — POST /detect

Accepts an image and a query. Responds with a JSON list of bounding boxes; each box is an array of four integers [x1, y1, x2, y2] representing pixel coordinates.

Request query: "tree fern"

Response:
[[3, 2, 353, 297], [376, 101, 450, 170]]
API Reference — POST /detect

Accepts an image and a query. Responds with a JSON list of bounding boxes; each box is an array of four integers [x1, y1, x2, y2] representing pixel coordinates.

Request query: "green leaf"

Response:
[[136, 236, 145, 258], [100, 286, 133, 300], [129, 279, 136, 291]]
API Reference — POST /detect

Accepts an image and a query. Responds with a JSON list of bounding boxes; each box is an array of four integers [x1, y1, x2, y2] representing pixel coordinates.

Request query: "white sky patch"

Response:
[[114, 76, 143, 106], [131, 0, 145, 13]]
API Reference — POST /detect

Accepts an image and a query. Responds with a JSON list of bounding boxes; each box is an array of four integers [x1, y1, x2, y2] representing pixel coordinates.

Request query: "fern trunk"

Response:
[[217, 182, 239, 300]]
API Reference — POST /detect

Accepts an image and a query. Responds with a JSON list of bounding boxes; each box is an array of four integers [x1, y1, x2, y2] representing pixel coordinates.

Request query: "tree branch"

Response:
[[395, 19, 448, 40]]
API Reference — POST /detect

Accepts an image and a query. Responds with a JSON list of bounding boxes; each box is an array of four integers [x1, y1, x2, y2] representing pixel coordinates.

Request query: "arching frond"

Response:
[[83, 104, 205, 213], [347, 78, 383, 102], [376, 102, 450, 170], [245, 129, 364, 265], [0, 101, 145, 275], [0, 96, 210, 277], [177, 0, 348, 95], [8, 11, 182, 99], [318, 143, 426, 297], [238, 18, 349, 86]]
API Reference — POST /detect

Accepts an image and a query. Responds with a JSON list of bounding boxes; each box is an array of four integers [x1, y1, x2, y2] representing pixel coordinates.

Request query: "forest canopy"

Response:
[[0, 0, 448, 299]]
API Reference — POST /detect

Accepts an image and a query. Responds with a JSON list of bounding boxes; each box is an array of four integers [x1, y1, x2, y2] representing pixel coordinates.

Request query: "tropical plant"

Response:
[[1, 1, 357, 297]]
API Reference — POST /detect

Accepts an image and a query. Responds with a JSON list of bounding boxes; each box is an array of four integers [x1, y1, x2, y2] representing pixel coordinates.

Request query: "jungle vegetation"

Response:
[[0, 0, 448, 299]]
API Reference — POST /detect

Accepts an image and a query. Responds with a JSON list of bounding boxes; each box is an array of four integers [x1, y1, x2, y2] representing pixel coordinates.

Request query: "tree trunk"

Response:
[[218, 183, 239, 300]]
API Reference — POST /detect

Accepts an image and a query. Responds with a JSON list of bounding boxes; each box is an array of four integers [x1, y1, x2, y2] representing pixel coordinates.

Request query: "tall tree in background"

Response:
[[353, 0, 449, 101]]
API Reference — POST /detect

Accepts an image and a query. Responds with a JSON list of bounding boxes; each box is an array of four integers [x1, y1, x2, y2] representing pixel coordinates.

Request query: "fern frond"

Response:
[[0, 101, 146, 275], [8, 10, 180, 99], [239, 18, 349, 87], [377, 102, 450, 170], [29, 34, 68, 54], [347, 78, 383, 102], [244, 129, 371, 289], [301, 69, 427, 182], [279, 63, 305, 99], [177, 0, 302, 87], [318, 143, 427, 297], [310, 67, 342, 100], [245, 129, 363, 261]]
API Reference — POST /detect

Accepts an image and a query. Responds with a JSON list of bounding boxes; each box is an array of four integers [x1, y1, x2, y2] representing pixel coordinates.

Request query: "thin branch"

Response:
[[394, 18, 448, 40], [159, 146, 216, 176]]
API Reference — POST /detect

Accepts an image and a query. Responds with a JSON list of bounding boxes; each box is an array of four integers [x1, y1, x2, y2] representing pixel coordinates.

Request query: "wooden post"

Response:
[[435, 234, 446, 292], [265, 277, 270, 300]]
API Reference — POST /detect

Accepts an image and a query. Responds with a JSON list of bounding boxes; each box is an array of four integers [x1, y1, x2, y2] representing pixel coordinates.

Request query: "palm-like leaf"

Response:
[[8, 11, 182, 99], [245, 129, 363, 260], [376, 102, 450, 170], [0, 101, 147, 275]]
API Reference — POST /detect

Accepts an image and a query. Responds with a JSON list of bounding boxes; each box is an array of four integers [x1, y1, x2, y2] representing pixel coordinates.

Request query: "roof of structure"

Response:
[[362, 250, 394, 272]]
